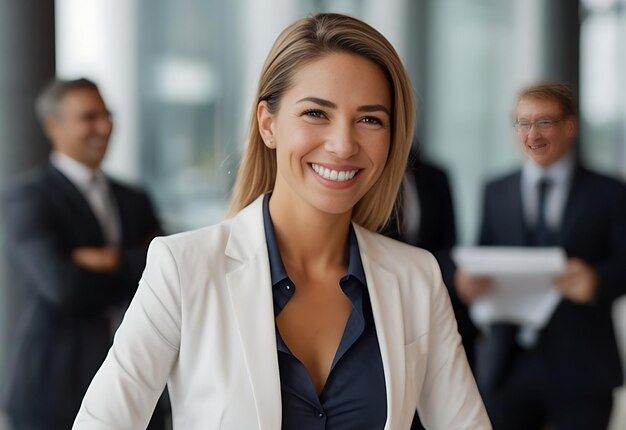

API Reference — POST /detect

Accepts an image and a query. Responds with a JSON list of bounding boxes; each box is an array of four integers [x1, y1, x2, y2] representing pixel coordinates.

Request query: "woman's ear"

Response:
[[257, 101, 276, 149]]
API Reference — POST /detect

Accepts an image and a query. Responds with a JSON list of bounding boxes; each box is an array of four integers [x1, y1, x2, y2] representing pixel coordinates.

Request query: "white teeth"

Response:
[[311, 163, 358, 182]]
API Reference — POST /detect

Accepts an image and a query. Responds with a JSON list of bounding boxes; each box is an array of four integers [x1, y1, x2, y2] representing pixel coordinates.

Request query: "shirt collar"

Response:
[[50, 151, 105, 192], [345, 226, 367, 286], [263, 193, 290, 286], [262, 193, 367, 287], [523, 150, 575, 188]]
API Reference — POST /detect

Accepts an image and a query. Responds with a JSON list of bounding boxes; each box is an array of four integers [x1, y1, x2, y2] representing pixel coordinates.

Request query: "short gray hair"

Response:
[[35, 78, 100, 122], [516, 82, 578, 117]]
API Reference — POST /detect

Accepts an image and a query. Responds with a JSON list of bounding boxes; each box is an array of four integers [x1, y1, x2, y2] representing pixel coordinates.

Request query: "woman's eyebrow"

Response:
[[357, 104, 390, 116], [296, 97, 336, 108], [296, 97, 390, 116]]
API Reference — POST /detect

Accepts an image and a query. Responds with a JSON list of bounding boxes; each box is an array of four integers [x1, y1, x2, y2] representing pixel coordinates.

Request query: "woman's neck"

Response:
[[268, 194, 352, 276]]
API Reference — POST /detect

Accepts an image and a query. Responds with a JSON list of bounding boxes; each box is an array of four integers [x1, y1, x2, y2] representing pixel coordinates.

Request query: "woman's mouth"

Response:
[[310, 163, 359, 182]]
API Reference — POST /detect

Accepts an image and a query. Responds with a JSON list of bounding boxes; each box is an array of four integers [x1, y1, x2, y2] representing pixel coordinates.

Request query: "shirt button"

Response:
[[317, 411, 324, 418], [285, 285, 291, 290]]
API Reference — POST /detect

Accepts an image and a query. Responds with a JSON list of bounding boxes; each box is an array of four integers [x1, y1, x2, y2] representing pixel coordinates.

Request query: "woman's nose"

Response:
[[325, 122, 358, 159]]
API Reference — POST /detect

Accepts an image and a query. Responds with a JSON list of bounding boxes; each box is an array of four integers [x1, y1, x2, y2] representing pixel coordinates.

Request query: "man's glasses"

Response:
[[513, 117, 565, 133]]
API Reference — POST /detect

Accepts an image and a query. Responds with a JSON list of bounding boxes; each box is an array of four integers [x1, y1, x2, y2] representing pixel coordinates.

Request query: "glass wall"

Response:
[[420, 0, 547, 243], [580, 0, 626, 178], [135, 0, 246, 231]]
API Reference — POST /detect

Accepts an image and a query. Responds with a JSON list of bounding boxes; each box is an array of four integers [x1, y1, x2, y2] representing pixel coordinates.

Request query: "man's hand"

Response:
[[454, 269, 493, 304], [71, 246, 120, 273], [553, 257, 598, 304]]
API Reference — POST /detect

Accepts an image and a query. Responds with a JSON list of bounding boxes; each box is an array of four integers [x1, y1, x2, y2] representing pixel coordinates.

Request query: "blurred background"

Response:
[[1, 0, 625, 428]]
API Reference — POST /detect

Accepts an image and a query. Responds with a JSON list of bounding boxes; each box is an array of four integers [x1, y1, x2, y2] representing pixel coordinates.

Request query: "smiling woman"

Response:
[[258, 52, 392, 220], [229, 13, 415, 231], [73, 13, 491, 430]]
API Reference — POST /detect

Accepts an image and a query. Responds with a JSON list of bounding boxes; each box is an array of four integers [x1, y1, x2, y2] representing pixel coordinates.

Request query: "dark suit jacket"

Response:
[[0, 164, 162, 426], [477, 164, 626, 394], [383, 155, 477, 362]]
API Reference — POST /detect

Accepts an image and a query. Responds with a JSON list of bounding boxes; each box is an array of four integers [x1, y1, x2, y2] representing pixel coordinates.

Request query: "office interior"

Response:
[[0, 0, 625, 428]]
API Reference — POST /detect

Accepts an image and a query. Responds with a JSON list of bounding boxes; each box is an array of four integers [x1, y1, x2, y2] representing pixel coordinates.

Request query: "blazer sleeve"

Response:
[[117, 190, 163, 285], [478, 183, 494, 246], [73, 238, 181, 429], [417, 254, 492, 429], [430, 170, 458, 296], [2, 184, 128, 312], [593, 181, 626, 304]]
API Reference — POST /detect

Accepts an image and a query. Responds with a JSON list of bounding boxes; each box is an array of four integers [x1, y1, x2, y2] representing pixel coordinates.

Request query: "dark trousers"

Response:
[[480, 345, 613, 430]]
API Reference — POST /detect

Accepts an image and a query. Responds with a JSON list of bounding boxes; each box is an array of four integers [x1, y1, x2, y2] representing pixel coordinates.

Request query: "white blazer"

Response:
[[73, 195, 491, 429]]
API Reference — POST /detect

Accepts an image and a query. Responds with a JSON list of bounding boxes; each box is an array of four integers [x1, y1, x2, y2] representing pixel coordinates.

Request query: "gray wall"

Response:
[[0, 1, 55, 427]]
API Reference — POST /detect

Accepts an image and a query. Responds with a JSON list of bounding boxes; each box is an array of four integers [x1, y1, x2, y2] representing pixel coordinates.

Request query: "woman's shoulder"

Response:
[[353, 224, 439, 273], [149, 218, 235, 259], [147, 197, 266, 268]]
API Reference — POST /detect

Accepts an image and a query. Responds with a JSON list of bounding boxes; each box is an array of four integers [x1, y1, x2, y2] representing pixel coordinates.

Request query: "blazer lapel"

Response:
[[225, 197, 282, 429], [505, 172, 527, 245], [108, 180, 128, 244], [354, 225, 405, 430], [48, 165, 105, 243], [559, 166, 587, 242]]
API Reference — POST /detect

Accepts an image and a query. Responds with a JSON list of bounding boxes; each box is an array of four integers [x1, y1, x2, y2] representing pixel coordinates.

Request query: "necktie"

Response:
[[86, 174, 120, 245], [535, 177, 552, 246], [518, 177, 554, 347], [86, 174, 125, 337]]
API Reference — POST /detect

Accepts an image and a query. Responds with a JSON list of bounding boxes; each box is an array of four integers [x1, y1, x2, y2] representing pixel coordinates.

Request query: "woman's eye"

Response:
[[301, 109, 327, 119], [360, 116, 383, 126]]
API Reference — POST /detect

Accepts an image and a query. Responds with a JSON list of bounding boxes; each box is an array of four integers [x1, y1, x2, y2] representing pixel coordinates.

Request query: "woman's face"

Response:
[[259, 52, 392, 219]]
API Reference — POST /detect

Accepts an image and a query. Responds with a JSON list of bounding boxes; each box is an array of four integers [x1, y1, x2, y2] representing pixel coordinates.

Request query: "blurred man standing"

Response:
[[0, 78, 164, 429], [456, 83, 626, 430], [384, 144, 477, 368], [383, 144, 477, 430]]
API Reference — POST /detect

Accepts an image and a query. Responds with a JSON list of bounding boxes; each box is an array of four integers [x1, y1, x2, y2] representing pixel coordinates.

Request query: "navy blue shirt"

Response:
[[262, 194, 387, 429]]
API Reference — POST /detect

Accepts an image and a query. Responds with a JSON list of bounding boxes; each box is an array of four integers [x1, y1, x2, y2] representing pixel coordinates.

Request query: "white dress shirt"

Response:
[[521, 151, 575, 232], [50, 151, 121, 245], [518, 151, 574, 345]]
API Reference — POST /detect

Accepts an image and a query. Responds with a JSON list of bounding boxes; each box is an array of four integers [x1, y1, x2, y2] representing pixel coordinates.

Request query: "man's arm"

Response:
[[557, 181, 626, 305], [593, 181, 626, 304], [2, 183, 128, 311], [430, 169, 457, 289], [114, 190, 163, 285], [72, 246, 120, 272]]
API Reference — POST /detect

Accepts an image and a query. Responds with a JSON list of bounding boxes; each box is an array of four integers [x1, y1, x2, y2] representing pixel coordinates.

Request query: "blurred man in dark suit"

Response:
[[456, 83, 626, 430], [0, 78, 165, 429], [383, 143, 478, 430]]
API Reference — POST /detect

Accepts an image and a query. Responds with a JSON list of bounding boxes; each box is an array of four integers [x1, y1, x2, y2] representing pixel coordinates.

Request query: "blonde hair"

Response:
[[228, 13, 415, 231]]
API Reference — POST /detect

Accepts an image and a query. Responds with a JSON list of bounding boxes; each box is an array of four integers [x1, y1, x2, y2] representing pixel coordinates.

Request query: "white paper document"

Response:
[[452, 247, 567, 330]]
